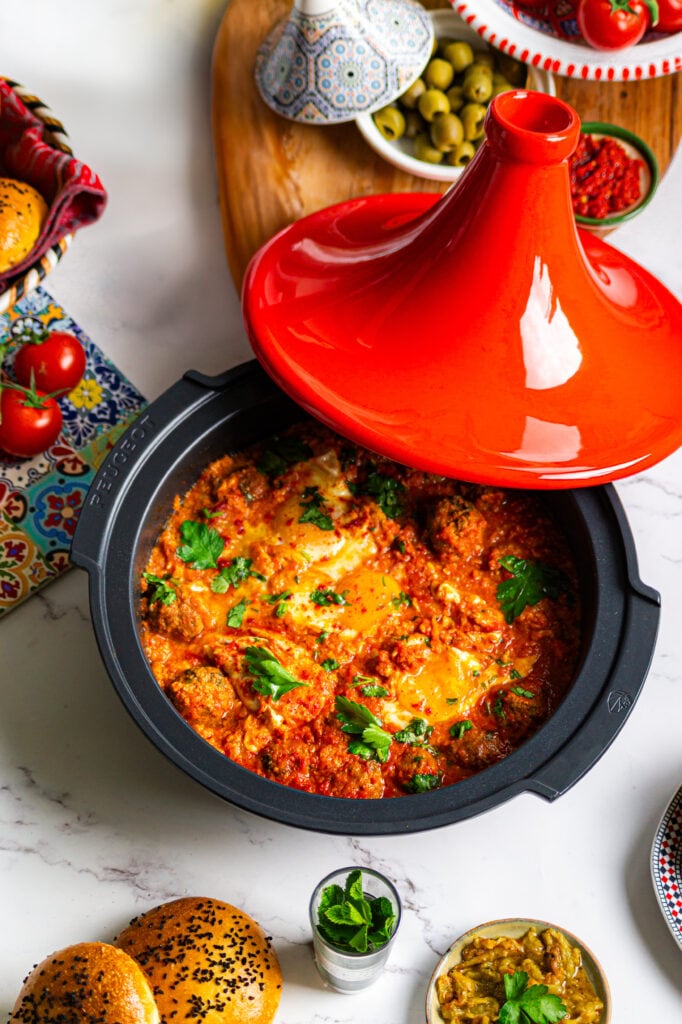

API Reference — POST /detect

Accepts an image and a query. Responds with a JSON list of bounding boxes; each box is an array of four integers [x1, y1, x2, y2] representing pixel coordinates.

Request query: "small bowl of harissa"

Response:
[[426, 917, 610, 1024], [570, 122, 659, 236]]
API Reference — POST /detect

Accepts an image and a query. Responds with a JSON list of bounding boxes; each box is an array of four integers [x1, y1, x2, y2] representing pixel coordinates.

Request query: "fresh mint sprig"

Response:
[[316, 868, 397, 954]]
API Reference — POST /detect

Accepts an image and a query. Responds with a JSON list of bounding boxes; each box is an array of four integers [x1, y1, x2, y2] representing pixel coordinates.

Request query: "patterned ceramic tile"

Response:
[[0, 286, 145, 615], [651, 784, 682, 951]]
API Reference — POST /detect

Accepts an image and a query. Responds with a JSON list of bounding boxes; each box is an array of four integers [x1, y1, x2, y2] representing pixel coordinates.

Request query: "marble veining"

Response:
[[1, 2, 682, 1021]]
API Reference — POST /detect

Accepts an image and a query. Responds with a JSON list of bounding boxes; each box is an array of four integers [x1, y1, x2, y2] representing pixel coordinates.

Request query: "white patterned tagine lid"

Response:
[[254, 0, 434, 124]]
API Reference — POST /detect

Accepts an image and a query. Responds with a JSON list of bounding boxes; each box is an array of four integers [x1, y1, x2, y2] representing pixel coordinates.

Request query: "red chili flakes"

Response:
[[569, 134, 644, 220]]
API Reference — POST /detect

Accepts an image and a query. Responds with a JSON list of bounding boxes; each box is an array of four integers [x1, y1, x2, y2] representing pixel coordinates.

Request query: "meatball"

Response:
[[447, 723, 511, 770], [146, 592, 204, 641], [426, 495, 487, 559], [167, 667, 235, 746]]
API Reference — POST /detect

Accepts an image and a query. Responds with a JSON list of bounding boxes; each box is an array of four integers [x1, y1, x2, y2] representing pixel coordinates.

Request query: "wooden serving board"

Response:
[[212, 0, 681, 292]]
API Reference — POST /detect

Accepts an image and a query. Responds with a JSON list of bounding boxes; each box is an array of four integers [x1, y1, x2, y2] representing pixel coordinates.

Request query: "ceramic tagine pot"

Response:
[[254, 0, 434, 124], [242, 90, 682, 489]]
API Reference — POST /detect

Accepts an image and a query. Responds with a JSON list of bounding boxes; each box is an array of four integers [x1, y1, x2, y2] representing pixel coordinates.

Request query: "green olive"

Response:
[[495, 52, 527, 86], [403, 108, 426, 138], [491, 77, 514, 98], [372, 105, 406, 141], [424, 57, 455, 91], [442, 40, 474, 73], [445, 84, 465, 112], [400, 77, 426, 110], [462, 66, 493, 104], [429, 111, 464, 152], [413, 132, 444, 164], [473, 50, 495, 69], [460, 102, 487, 141], [417, 88, 450, 123], [446, 140, 476, 167]]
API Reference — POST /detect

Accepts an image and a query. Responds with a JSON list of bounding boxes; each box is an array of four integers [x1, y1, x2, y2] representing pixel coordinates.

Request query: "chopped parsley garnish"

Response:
[[493, 692, 507, 719], [393, 539, 406, 554], [142, 572, 177, 606], [335, 696, 392, 763], [394, 718, 433, 745], [244, 645, 308, 701], [510, 685, 535, 699], [211, 556, 267, 592], [391, 591, 412, 609], [257, 436, 313, 478], [263, 589, 292, 617], [510, 668, 523, 680], [226, 598, 249, 628], [321, 658, 340, 672], [445, 697, 459, 705], [450, 720, 473, 739], [310, 586, 349, 607], [298, 485, 334, 531], [499, 971, 567, 1024], [351, 464, 406, 520], [316, 630, 329, 644], [202, 507, 221, 519], [358, 684, 388, 698], [405, 772, 442, 793], [496, 555, 565, 624], [316, 868, 397, 954], [176, 520, 224, 569]]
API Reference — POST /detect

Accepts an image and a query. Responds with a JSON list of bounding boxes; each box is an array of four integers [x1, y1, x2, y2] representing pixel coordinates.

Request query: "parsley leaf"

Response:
[[352, 464, 406, 520], [450, 720, 473, 739], [226, 598, 249, 628], [316, 869, 397, 954], [394, 717, 433, 745], [405, 772, 442, 793], [298, 485, 334, 531], [510, 685, 535, 699], [496, 555, 565, 624], [142, 572, 177, 606], [391, 591, 412, 609], [257, 436, 313, 478], [499, 972, 567, 1024], [244, 645, 308, 701], [321, 658, 340, 672], [359, 684, 388, 697], [263, 589, 292, 617], [310, 586, 349, 607], [211, 556, 267, 592], [176, 520, 224, 569], [335, 696, 392, 763]]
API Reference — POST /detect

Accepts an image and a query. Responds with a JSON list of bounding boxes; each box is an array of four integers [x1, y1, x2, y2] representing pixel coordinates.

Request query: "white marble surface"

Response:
[[2, 1, 682, 1020]]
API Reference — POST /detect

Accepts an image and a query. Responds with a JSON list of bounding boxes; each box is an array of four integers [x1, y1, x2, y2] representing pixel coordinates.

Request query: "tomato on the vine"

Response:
[[13, 328, 86, 397], [0, 384, 63, 458], [577, 0, 659, 49], [656, 0, 682, 31]]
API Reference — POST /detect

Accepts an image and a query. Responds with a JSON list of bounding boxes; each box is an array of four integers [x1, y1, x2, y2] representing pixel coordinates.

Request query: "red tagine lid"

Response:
[[242, 90, 682, 488]]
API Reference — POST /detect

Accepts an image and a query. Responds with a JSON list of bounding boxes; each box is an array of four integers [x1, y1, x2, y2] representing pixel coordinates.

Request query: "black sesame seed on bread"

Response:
[[115, 896, 282, 1024], [10, 941, 160, 1024]]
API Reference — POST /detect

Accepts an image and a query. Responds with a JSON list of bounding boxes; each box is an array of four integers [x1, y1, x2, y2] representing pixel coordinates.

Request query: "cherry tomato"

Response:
[[0, 385, 63, 458], [577, 0, 656, 49], [14, 329, 86, 397], [657, 0, 682, 31]]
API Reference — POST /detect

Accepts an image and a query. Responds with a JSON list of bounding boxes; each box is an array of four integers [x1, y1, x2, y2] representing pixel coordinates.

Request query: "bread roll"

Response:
[[0, 178, 47, 272], [116, 896, 282, 1024], [10, 941, 159, 1024]]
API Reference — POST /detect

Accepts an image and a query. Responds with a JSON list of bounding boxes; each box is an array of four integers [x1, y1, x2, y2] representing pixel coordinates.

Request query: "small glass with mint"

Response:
[[309, 866, 402, 992]]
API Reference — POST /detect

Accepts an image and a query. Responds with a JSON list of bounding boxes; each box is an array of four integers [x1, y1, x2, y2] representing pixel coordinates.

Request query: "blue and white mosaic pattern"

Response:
[[255, 0, 434, 124]]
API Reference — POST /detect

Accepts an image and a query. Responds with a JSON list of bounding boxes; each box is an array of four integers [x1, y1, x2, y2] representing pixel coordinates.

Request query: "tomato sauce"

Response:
[[140, 422, 582, 799]]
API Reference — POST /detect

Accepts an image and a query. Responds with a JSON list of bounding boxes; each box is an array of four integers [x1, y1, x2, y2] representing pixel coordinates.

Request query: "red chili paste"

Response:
[[570, 133, 644, 220]]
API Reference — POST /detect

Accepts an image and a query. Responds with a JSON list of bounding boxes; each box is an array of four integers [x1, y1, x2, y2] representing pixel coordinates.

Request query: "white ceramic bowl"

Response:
[[455, 0, 682, 81], [426, 917, 611, 1024], [355, 8, 555, 182]]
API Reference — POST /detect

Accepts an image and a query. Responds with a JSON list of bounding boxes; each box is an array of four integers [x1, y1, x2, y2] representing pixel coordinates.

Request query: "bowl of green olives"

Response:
[[355, 8, 555, 182]]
